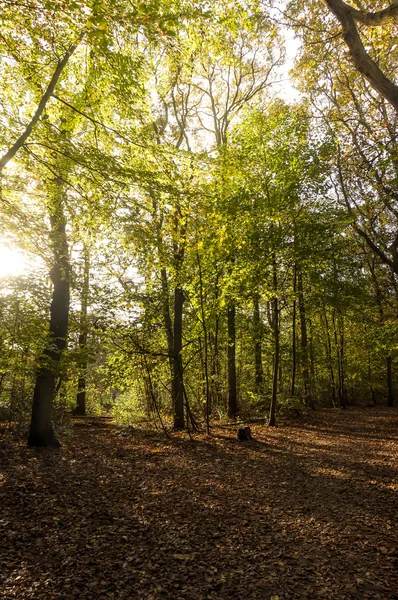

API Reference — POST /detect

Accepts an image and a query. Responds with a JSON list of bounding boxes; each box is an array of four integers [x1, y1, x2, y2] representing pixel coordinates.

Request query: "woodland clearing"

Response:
[[1, 408, 397, 600]]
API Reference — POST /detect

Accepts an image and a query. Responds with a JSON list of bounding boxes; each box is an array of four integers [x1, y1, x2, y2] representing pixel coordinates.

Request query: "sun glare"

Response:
[[0, 244, 28, 278]]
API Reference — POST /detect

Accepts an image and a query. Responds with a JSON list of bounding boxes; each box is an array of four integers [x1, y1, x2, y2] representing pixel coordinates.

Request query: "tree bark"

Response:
[[291, 265, 297, 397], [269, 258, 279, 427], [298, 271, 313, 408], [253, 294, 263, 393], [368, 258, 395, 407], [74, 246, 90, 416], [227, 303, 237, 418], [323, 0, 398, 113], [173, 287, 185, 429], [332, 308, 346, 409], [28, 192, 70, 447], [323, 307, 337, 407], [386, 355, 394, 407], [160, 267, 175, 390]]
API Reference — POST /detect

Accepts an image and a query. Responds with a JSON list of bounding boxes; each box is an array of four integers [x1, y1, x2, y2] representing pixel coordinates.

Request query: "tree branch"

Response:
[[323, 0, 398, 112], [0, 32, 84, 171]]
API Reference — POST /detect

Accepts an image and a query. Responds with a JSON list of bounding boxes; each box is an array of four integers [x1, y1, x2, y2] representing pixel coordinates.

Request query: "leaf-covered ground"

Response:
[[1, 408, 398, 600]]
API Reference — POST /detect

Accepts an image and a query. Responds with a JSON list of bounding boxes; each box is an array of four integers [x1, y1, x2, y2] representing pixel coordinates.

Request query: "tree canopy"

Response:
[[0, 0, 397, 444]]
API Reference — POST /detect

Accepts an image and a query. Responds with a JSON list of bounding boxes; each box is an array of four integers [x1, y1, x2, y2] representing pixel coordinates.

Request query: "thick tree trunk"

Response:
[[298, 271, 313, 408], [173, 287, 185, 429], [269, 259, 279, 427], [253, 294, 263, 392], [227, 303, 237, 419], [74, 247, 90, 416], [28, 195, 70, 447], [324, 0, 398, 113]]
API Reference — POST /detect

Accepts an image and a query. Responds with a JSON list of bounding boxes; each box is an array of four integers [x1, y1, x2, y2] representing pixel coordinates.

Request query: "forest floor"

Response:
[[0, 408, 398, 600]]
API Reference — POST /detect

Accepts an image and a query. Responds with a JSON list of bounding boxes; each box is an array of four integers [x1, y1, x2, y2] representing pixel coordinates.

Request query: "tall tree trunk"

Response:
[[323, 307, 336, 407], [386, 355, 394, 407], [74, 246, 90, 416], [332, 308, 346, 409], [28, 193, 70, 447], [368, 259, 395, 407], [173, 286, 185, 429], [269, 258, 279, 427], [368, 355, 376, 406], [160, 267, 175, 391], [197, 251, 211, 434], [298, 270, 313, 408], [253, 293, 263, 393], [291, 265, 297, 397], [227, 303, 237, 418], [309, 316, 317, 402]]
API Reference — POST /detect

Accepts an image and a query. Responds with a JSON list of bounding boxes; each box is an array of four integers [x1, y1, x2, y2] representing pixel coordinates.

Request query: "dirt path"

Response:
[[1, 408, 397, 599]]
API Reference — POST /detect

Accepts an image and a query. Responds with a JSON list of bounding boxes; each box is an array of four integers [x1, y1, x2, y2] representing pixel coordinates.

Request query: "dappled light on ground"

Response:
[[0, 408, 397, 599]]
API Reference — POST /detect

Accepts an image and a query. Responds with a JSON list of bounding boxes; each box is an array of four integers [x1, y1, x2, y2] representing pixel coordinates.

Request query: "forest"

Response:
[[0, 1, 398, 599]]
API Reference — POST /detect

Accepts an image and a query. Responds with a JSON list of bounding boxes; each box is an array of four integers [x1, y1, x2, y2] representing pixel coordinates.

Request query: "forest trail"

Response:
[[1, 408, 397, 600]]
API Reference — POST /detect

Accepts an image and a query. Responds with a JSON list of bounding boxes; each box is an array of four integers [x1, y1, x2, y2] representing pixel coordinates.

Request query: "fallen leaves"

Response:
[[0, 408, 398, 599]]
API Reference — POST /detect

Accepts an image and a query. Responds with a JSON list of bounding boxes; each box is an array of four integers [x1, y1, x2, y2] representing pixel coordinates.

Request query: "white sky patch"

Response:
[[0, 244, 28, 278], [274, 34, 302, 103]]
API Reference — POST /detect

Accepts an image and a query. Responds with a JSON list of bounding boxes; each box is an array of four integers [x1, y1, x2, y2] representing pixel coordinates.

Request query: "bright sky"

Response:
[[0, 245, 28, 278]]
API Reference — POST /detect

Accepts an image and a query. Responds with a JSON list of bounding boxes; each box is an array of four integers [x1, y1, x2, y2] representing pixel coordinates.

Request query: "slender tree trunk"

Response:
[[368, 355, 376, 405], [291, 265, 297, 397], [298, 270, 313, 408], [28, 193, 70, 447], [386, 355, 394, 407], [369, 261, 395, 408], [211, 271, 221, 408], [197, 250, 211, 434], [160, 268, 175, 391], [339, 319, 346, 408], [323, 308, 336, 408], [173, 287, 185, 429], [332, 308, 346, 409], [309, 316, 317, 403], [253, 293, 263, 393], [227, 303, 237, 418], [269, 258, 279, 427], [74, 246, 90, 416]]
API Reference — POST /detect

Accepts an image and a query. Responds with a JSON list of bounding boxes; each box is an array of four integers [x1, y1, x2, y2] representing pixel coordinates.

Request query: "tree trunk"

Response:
[[28, 193, 70, 447], [74, 246, 90, 416], [227, 303, 237, 418], [269, 258, 279, 427], [324, 0, 398, 114], [253, 294, 263, 393], [323, 308, 336, 407], [332, 308, 346, 409], [210, 271, 221, 408], [197, 251, 211, 434], [368, 259, 394, 407], [291, 265, 297, 397], [368, 355, 376, 406], [160, 268, 175, 393], [386, 355, 394, 407], [173, 286, 185, 429], [298, 270, 313, 408]]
